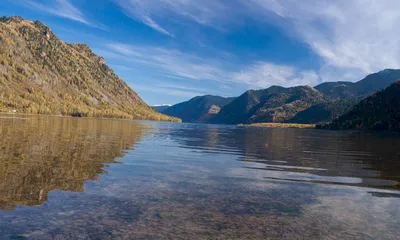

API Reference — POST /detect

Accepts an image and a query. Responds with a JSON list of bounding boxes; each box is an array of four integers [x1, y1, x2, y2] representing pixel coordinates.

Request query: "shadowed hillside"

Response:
[[286, 99, 358, 124], [324, 81, 400, 131]]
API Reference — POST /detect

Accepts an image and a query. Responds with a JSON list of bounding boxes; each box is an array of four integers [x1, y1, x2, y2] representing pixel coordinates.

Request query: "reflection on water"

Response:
[[0, 116, 400, 239], [0, 115, 146, 210]]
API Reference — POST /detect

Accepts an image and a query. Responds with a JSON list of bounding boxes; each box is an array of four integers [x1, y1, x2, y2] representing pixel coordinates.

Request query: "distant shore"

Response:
[[0, 112, 181, 123], [238, 123, 316, 129]]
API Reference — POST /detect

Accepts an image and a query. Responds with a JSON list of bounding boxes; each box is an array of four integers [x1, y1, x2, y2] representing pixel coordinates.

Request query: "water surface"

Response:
[[0, 115, 400, 239]]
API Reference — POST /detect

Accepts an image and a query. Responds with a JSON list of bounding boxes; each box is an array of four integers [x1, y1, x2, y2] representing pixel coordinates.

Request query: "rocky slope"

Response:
[[0, 16, 179, 121], [212, 86, 325, 124], [161, 95, 235, 123]]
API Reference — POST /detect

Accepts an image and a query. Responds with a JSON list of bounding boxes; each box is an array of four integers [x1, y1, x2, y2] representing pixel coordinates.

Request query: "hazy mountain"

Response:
[[162, 95, 235, 123], [315, 69, 400, 99], [152, 105, 171, 113], [212, 86, 325, 124], [322, 81, 400, 131], [314, 81, 354, 99], [0, 16, 179, 122]]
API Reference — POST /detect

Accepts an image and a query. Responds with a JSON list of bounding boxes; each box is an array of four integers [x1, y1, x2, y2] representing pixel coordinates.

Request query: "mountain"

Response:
[[322, 81, 400, 131], [315, 69, 400, 99], [152, 105, 171, 113], [159, 68, 400, 125], [162, 95, 235, 122], [314, 81, 354, 99], [212, 85, 325, 124], [0, 16, 179, 122]]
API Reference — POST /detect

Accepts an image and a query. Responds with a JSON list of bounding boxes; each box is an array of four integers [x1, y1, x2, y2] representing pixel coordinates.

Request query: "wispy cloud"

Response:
[[113, 0, 400, 82], [21, 0, 400, 86], [133, 83, 209, 98], [101, 42, 229, 83], [113, 0, 173, 36], [250, 0, 400, 81], [24, 0, 105, 29], [113, 0, 236, 36], [154, 82, 211, 94], [99, 42, 320, 90], [232, 62, 320, 88]]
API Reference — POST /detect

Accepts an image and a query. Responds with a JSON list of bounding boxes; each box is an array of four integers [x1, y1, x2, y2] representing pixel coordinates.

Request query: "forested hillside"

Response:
[[322, 81, 400, 131]]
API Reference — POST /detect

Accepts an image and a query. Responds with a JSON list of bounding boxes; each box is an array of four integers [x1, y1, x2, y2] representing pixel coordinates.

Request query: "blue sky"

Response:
[[2, 0, 400, 105]]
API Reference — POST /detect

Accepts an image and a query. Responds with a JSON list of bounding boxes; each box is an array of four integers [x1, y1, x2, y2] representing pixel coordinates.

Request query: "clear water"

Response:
[[0, 115, 400, 239]]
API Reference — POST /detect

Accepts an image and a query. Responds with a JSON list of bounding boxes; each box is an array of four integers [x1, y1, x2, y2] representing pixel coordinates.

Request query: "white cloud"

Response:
[[153, 104, 172, 107], [24, 0, 105, 29], [250, 0, 400, 81], [232, 62, 320, 88]]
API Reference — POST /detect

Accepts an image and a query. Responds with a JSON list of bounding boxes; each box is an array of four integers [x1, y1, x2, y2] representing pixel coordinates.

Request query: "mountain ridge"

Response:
[[314, 69, 400, 99], [160, 69, 400, 125]]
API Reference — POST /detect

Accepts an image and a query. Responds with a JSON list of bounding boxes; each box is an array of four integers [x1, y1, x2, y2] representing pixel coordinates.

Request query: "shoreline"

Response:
[[0, 112, 181, 123], [238, 123, 316, 129]]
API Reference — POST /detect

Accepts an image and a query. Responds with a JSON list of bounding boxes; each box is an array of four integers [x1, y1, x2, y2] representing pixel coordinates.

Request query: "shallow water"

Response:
[[0, 115, 400, 239]]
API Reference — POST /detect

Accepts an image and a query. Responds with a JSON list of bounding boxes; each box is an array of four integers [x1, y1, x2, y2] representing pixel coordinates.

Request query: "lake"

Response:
[[0, 115, 400, 239]]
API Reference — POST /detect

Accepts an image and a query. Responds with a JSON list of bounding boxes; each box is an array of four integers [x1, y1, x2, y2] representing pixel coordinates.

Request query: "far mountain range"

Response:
[[154, 69, 400, 125]]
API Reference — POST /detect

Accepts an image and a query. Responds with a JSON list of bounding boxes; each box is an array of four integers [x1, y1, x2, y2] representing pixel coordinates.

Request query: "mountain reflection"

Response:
[[170, 125, 400, 190], [0, 116, 147, 210]]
